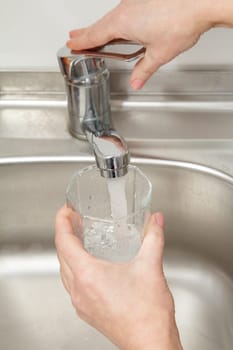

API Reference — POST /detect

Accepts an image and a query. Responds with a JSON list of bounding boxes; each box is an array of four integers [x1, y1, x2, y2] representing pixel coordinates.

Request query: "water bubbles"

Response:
[[83, 220, 140, 262], [83, 175, 141, 262]]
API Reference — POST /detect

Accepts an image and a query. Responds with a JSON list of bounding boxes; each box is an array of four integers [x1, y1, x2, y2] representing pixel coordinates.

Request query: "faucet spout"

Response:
[[85, 129, 129, 178], [57, 46, 129, 178]]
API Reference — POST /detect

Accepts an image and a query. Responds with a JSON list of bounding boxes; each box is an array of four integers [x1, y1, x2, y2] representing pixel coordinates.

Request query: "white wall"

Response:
[[0, 0, 233, 70]]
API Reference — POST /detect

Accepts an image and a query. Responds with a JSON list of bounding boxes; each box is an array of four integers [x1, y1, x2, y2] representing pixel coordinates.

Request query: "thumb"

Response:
[[137, 212, 165, 265], [130, 50, 163, 90], [55, 205, 90, 270]]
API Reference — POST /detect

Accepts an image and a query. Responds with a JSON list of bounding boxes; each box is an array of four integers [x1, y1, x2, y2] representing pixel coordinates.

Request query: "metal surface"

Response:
[[0, 70, 233, 349], [0, 157, 233, 350], [58, 47, 130, 178], [88, 132, 129, 178], [58, 40, 145, 63], [71, 39, 145, 62]]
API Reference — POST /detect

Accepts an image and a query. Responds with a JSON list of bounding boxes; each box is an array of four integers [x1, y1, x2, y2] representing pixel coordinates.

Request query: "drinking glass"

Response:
[[66, 164, 152, 262]]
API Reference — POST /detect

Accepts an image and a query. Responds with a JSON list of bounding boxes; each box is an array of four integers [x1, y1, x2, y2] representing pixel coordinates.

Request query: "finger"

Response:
[[60, 267, 71, 293], [137, 213, 165, 266], [55, 205, 90, 270], [143, 211, 164, 238], [130, 50, 163, 90], [69, 28, 86, 38], [57, 250, 74, 290], [66, 8, 121, 50], [154, 212, 165, 229], [56, 246, 74, 293], [68, 207, 83, 237]]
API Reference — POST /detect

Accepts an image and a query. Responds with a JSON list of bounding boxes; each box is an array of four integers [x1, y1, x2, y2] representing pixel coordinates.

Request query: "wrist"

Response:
[[123, 313, 182, 350], [125, 333, 182, 350]]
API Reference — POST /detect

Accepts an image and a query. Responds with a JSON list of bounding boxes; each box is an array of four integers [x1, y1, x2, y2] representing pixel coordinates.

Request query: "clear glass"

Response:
[[66, 165, 152, 262]]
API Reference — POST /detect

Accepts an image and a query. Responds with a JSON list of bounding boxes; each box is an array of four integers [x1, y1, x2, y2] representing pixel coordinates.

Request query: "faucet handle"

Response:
[[71, 39, 146, 62]]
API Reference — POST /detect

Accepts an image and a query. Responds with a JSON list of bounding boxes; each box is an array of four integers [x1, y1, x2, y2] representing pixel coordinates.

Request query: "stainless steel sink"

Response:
[[1, 156, 233, 350], [1, 71, 233, 349]]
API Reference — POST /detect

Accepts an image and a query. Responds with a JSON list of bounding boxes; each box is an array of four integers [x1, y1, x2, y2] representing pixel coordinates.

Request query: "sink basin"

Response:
[[0, 156, 233, 350], [1, 69, 233, 349]]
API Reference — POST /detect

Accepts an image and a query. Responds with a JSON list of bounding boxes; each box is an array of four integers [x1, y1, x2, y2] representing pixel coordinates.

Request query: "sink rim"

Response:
[[1, 154, 233, 350], [1, 155, 233, 186]]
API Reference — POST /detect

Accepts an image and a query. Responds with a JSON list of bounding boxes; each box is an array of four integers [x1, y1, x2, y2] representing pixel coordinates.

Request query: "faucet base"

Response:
[[68, 125, 87, 141]]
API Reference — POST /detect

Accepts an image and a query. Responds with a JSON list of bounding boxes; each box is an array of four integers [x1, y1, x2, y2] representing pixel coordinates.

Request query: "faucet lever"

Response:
[[70, 39, 145, 62]]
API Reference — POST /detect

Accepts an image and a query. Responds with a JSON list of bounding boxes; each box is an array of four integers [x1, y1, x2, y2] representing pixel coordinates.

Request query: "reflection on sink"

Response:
[[0, 157, 233, 350]]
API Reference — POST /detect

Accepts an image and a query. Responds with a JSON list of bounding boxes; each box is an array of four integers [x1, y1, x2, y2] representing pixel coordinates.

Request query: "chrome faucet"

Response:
[[57, 41, 145, 178]]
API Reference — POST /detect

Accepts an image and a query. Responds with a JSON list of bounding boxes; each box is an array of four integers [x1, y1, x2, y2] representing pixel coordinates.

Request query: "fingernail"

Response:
[[155, 212, 164, 228], [131, 79, 144, 90]]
